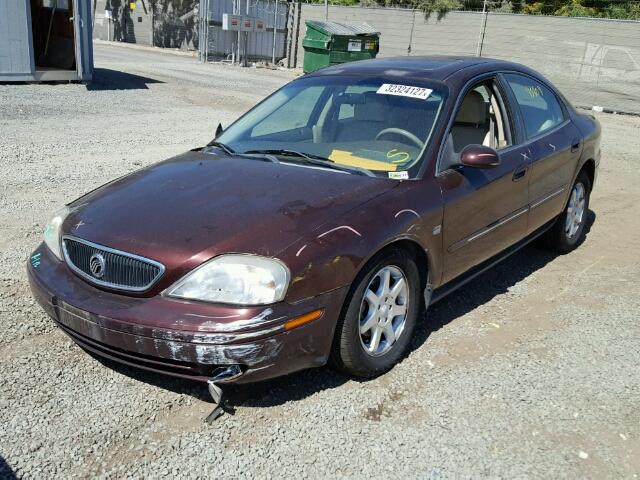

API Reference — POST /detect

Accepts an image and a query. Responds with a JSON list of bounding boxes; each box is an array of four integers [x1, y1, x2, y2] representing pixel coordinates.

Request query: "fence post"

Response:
[[407, 9, 416, 55], [272, 0, 278, 64], [476, 0, 488, 56], [293, 0, 301, 68], [243, 0, 249, 66], [235, 0, 240, 64], [205, 0, 210, 62], [286, 1, 294, 68], [198, 0, 203, 62]]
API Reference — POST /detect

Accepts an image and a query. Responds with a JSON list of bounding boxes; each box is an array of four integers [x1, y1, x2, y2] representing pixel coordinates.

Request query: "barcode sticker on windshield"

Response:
[[377, 84, 432, 100], [388, 171, 409, 180]]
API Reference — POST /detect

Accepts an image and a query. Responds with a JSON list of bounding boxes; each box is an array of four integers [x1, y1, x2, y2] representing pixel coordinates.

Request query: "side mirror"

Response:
[[460, 144, 500, 168], [215, 123, 224, 138]]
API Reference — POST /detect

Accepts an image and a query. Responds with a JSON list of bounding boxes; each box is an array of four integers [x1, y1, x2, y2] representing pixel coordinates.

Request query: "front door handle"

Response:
[[571, 139, 581, 153], [512, 165, 528, 182]]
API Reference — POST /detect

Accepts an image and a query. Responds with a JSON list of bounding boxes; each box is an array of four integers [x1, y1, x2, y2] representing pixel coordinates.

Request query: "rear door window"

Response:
[[503, 74, 565, 139]]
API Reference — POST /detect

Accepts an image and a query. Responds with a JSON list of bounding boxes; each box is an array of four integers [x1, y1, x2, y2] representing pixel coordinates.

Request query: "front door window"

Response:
[[440, 80, 512, 172]]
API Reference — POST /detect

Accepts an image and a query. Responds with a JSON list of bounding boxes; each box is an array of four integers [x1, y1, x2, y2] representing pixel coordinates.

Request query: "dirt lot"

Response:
[[1, 43, 639, 478]]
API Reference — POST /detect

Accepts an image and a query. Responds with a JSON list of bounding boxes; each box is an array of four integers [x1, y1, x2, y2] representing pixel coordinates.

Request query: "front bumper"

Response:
[[27, 244, 348, 384]]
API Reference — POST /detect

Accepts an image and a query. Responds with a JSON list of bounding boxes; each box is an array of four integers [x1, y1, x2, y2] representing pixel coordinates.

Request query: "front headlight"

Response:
[[43, 206, 70, 260], [165, 255, 290, 305]]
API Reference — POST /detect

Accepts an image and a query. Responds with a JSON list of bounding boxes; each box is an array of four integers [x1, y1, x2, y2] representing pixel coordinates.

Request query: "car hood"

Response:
[[64, 151, 396, 292]]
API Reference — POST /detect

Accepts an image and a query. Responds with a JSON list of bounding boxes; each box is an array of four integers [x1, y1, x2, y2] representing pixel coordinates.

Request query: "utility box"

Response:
[[241, 17, 254, 32], [302, 21, 379, 73], [222, 14, 263, 32], [222, 13, 242, 31]]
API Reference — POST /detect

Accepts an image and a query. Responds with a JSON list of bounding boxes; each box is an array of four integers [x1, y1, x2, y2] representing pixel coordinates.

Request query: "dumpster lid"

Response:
[[305, 20, 379, 36]]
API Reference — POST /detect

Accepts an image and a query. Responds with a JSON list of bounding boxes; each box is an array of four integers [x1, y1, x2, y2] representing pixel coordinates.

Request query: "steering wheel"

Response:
[[375, 128, 424, 149]]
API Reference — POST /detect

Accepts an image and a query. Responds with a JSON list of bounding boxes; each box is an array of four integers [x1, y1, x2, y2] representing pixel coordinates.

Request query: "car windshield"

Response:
[[216, 76, 446, 178]]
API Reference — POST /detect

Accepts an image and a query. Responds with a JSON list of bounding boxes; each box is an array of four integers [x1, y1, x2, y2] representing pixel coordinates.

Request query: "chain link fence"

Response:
[[199, 0, 290, 63], [297, 1, 640, 114], [92, 0, 291, 63]]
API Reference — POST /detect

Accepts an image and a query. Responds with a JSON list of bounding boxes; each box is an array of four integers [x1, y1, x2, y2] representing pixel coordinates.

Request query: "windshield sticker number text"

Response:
[[377, 84, 433, 100], [388, 171, 409, 180]]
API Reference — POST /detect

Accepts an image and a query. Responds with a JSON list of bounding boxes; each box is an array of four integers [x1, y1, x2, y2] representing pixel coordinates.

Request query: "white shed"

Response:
[[0, 0, 93, 82]]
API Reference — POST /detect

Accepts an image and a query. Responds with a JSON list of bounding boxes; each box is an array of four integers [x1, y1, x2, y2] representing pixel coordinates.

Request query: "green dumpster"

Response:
[[302, 21, 380, 73]]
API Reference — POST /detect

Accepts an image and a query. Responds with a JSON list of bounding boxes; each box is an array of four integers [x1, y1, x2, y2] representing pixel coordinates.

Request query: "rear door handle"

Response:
[[512, 165, 528, 181], [571, 139, 581, 153]]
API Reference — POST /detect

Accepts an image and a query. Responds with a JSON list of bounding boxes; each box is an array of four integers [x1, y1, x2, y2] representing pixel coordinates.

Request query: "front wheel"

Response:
[[543, 170, 591, 253], [331, 249, 420, 378]]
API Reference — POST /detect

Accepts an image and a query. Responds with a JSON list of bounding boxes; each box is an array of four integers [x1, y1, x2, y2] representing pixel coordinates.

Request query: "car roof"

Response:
[[305, 55, 524, 82]]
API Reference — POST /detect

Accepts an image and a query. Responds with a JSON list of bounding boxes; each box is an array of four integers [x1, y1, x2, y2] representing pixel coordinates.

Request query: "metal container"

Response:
[[0, 0, 93, 82], [302, 20, 379, 73]]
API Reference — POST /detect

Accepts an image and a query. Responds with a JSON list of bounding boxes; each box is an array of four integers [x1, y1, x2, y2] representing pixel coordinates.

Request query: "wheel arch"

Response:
[[352, 236, 432, 307], [580, 158, 596, 190]]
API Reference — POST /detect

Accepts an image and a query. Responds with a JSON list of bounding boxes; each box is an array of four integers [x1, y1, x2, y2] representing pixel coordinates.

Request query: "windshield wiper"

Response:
[[205, 140, 236, 155], [243, 149, 375, 177], [203, 142, 280, 163]]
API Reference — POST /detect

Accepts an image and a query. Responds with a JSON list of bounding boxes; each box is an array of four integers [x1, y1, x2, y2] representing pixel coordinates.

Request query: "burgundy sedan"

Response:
[[28, 57, 600, 400]]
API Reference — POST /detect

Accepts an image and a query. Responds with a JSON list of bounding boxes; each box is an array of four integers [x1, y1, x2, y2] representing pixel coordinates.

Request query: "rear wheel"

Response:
[[544, 170, 591, 253], [331, 249, 420, 378]]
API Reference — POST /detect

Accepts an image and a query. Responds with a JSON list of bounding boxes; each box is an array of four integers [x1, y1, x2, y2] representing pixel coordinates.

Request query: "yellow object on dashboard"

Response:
[[328, 150, 397, 171]]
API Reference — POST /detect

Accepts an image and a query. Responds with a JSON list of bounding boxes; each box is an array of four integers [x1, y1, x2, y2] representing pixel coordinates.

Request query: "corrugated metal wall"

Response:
[[0, 0, 35, 77], [298, 5, 640, 114]]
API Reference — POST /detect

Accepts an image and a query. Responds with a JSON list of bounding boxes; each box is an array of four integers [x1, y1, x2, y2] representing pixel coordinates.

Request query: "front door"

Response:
[[438, 78, 530, 284]]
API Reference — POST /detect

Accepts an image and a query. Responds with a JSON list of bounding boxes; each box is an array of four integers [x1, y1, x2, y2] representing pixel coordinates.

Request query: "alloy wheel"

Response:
[[565, 182, 586, 238], [358, 265, 409, 357]]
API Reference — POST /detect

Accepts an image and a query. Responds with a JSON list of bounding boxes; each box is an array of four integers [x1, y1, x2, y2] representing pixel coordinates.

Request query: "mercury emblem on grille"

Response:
[[89, 253, 106, 278]]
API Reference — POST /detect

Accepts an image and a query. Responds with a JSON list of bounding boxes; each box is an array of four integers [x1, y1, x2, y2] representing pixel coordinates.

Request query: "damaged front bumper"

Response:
[[27, 245, 347, 384]]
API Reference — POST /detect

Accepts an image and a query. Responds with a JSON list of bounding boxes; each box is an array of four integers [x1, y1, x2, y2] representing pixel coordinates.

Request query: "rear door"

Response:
[[501, 73, 582, 234]]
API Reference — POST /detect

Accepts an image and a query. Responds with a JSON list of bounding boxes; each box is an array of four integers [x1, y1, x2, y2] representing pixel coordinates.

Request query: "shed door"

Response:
[[72, 0, 94, 81], [0, 0, 35, 77]]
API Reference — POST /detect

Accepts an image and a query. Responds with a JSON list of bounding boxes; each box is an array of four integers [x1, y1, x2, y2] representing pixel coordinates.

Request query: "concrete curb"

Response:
[[93, 39, 197, 58], [93, 39, 302, 76]]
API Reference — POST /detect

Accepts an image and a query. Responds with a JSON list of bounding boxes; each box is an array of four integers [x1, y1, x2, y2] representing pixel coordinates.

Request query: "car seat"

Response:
[[335, 92, 389, 142], [450, 90, 490, 152]]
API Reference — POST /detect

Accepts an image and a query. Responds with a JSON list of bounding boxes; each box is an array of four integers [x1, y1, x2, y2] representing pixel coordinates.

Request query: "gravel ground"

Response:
[[1, 43, 639, 479]]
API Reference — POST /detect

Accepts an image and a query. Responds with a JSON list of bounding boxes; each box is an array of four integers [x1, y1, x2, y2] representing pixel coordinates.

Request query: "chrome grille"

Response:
[[62, 236, 165, 292]]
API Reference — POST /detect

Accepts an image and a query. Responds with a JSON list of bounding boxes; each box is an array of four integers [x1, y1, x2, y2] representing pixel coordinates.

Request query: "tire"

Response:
[[331, 249, 421, 378], [543, 170, 591, 253]]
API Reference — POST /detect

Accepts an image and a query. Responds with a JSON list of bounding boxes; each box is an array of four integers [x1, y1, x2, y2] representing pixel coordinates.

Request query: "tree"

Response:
[[415, 0, 462, 20], [302, 0, 640, 19]]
